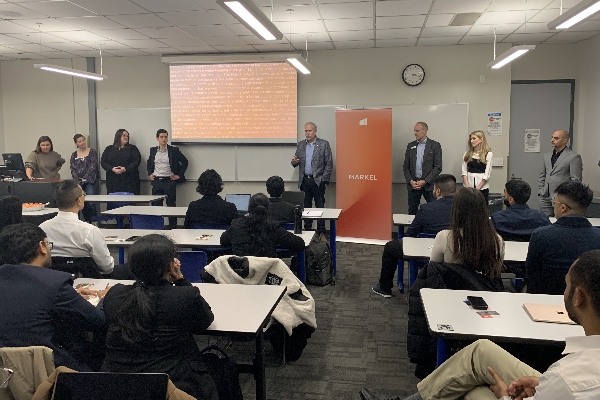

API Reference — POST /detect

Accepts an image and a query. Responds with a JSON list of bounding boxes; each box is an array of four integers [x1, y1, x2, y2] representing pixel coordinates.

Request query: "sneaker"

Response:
[[372, 284, 392, 298]]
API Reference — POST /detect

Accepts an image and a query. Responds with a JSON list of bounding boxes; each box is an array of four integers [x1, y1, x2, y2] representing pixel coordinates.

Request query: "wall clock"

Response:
[[402, 64, 425, 86]]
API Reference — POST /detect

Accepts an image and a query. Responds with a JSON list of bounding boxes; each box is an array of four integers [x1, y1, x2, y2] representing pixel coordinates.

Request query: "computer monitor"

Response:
[[225, 193, 251, 214], [2, 153, 25, 173]]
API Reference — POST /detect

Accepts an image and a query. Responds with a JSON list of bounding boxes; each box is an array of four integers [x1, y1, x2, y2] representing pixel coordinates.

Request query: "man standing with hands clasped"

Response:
[[403, 122, 443, 215], [291, 122, 333, 233]]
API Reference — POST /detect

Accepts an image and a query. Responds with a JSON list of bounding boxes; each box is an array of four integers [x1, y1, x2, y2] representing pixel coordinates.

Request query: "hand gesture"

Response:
[[169, 258, 184, 282], [509, 376, 539, 400], [487, 367, 509, 398]]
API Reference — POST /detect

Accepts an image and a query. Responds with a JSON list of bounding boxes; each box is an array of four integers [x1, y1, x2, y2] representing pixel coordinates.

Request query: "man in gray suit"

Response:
[[291, 122, 333, 232], [403, 122, 443, 215], [538, 129, 583, 216]]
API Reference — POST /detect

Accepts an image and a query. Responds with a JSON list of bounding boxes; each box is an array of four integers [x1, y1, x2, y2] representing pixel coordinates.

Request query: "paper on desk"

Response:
[[477, 310, 501, 318], [303, 210, 323, 217]]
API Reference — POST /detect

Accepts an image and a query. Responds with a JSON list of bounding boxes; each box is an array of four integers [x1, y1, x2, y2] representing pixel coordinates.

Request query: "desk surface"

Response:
[[393, 213, 413, 226], [73, 279, 286, 335], [420, 288, 584, 343], [100, 228, 315, 248], [301, 208, 342, 220], [22, 207, 59, 216], [403, 237, 529, 262], [86, 194, 166, 203]]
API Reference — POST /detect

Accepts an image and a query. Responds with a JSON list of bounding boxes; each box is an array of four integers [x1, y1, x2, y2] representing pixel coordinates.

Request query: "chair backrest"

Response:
[[51, 257, 102, 278], [130, 214, 164, 230], [191, 222, 230, 230], [417, 233, 437, 239], [107, 192, 134, 210], [177, 251, 208, 283], [281, 191, 305, 209], [279, 222, 294, 230], [52, 371, 169, 400]]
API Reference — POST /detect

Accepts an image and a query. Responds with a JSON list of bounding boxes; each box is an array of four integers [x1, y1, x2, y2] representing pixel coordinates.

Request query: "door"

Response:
[[509, 81, 574, 209]]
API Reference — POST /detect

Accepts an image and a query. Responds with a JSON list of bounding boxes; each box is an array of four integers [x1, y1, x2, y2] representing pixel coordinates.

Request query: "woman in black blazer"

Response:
[[101, 234, 218, 400]]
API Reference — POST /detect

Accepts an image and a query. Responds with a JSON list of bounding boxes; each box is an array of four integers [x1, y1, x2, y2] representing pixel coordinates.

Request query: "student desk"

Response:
[[420, 288, 584, 365], [301, 208, 342, 276], [100, 228, 315, 283], [22, 207, 59, 216], [392, 213, 413, 239], [73, 279, 286, 400], [86, 194, 167, 203]]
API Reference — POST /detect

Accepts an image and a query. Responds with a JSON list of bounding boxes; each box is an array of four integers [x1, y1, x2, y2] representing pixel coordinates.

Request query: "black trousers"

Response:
[[301, 176, 326, 232], [151, 178, 178, 227], [378, 239, 404, 292], [407, 187, 435, 215]]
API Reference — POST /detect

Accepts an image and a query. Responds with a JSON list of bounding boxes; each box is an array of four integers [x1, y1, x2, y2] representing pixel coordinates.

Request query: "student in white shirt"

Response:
[[360, 249, 600, 400], [462, 130, 493, 204]]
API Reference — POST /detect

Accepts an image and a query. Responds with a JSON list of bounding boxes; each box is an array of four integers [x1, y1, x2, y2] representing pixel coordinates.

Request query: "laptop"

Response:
[[52, 372, 169, 400], [523, 303, 577, 325], [226, 193, 251, 215]]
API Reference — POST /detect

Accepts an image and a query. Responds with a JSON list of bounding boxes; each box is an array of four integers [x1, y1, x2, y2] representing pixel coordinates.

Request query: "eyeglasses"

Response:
[[551, 198, 571, 209], [45, 241, 53, 250]]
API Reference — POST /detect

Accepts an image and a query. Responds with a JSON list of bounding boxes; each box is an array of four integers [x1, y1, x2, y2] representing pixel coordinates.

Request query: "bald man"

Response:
[[538, 129, 582, 216]]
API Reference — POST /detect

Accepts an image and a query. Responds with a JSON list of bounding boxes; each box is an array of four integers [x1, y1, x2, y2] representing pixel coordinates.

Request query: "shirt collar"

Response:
[[306, 139, 317, 145], [157, 146, 168, 152], [555, 215, 592, 227], [553, 147, 565, 156], [57, 210, 81, 219], [508, 204, 530, 210], [563, 335, 600, 354], [418, 137, 428, 145]]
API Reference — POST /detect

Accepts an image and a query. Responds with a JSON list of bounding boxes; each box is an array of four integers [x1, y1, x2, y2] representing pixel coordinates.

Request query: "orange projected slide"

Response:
[[170, 63, 297, 143]]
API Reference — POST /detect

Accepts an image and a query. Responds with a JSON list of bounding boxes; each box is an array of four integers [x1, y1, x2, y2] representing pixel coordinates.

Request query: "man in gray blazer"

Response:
[[538, 130, 583, 216], [403, 122, 443, 214], [291, 122, 333, 232]]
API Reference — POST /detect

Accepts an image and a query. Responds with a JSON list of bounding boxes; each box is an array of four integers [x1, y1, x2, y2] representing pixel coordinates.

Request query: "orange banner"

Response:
[[336, 109, 392, 240]]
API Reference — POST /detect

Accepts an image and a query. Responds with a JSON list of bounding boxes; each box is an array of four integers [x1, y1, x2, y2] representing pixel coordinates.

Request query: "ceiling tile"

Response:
[[0, 45, 28, 53], [44, 41, 95, 51], [376, 38, 417, 47], [325, 17, 372, 31], [288, 31, 332, 41], [376, 0, 433, 17], [6, 32, 69, 42], [87, 28, 149, 40], [213, 44, 257, 52], [135, 26, 192, 39], [417, 36, 461, 45], [33, 50, 78, 58], [0, 34, 28, 44], [545, 31, 600, 42], [274, 20, 327, 33], [157, 36, 208, 46], [253, 42, 294, 51], [486, 0, 553, 11], [468, 23, 520, 35], [431, 0, 492, 14], [503, 32, 555, 42], [528, 9, 561, 23], [4, 42, 55, 51], [301, 41, 334, 50], [141, 47, 183, 54], [60, 49, 103, 57], [329, 30, 373, 41], [376, 27, 420, 39], [78, 39, 130, 49], [227, 24, 254, 36], [376, 15, 426, 29], [197, 35, 247, 45], [334, 40, 374, 49], [420, 26, 470, 37], [107, 14, 173, 29], [181, 25, 236, 37], [12, 53, 45, 59], [204, 9, 239, 24], [425, 14, 455, 27], [104, 48, 150, 56], [130, 0, 203, 12], [68, 0, 148, 16], [264, 5, 322, 21], [175, 45, 216, 53], [50, 30, 110, 41], [318, 3, 373, 20], [18, 1, 95, 18], [546, 0, 582, 8], [157, 11, 220, 26], [514, 22, 554, 33], [459, 34, 506, 44], [58, 16, 126, 30], [0, 3, 48, 19], [255, 0, 313, 6], [0, 20, 36, 33], [477, 11, 536, 25], [113, 38, 167, 48], [15, 18, 80, 31]]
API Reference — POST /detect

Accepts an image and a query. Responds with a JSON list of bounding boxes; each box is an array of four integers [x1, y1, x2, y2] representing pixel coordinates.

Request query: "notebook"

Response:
[[523, 303, 576, 325], [225, 193, 251, 214]]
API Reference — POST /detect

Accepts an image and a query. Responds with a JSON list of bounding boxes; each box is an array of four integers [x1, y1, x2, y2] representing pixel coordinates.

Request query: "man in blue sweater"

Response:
[[527, 181, 600, 294]]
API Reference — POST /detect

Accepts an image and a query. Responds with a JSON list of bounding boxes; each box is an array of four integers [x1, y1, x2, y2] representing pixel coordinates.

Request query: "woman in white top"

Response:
[[462, 130, 493, 204], [431, 187, 504, 277]]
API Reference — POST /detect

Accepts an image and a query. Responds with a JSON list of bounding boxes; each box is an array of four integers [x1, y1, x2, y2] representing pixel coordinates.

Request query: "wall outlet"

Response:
[[492, 157, 503, 166]]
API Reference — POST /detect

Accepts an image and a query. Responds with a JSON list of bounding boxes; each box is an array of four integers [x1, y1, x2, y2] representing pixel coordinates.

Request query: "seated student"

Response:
[[361, 249, 600, 400], [409, 187, 505, 378], [491, 179, 550, 241], [0, 223, 106, 371], [220, 193, 305, 258], [39, 180, 131, 278], [527, 181, 600, 295], [101, 234, 218, 400], [372, 174, 456, 298], [184, 169, 239, 228], [266, 175, 295, 224], [0, 195, 23, 231]]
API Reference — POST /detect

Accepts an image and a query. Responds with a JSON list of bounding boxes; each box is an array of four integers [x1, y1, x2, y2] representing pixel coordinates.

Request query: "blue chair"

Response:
[[91, 192, 134, 228], [177, 251, 208, 283], [130, 214, 165, 230], [279, 222, 295, 231], [398, 232, 437, 293]]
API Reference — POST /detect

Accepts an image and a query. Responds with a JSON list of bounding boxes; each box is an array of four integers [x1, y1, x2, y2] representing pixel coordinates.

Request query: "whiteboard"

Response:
[[97, 104, 468, 183]]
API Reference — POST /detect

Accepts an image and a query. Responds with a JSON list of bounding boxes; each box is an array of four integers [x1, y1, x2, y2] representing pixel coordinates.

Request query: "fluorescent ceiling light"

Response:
[[486, 45, 536, 69], [34, 64, 106, 81], [287, 55, 312, 74], [217, 0, 283, 41], [547, 0, 600, 29]]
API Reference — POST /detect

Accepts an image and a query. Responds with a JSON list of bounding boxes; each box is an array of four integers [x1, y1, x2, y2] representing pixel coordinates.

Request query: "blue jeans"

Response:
[[81, 182, 97, 222]]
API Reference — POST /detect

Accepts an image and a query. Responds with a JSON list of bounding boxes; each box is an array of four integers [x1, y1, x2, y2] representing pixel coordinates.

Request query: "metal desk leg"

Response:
[[437, 338, 450, 366], [330, 219, 337, 276], [117, 216, 124, 264], [397, 225, 405, 292], [409, 260, 418, 287], [254, 329, 266, 400], [297, 249, 306, 283]]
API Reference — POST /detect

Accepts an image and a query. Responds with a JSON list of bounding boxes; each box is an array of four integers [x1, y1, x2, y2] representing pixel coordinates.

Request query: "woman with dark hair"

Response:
[[220, 193, 305, 258], [100, 129, 141, 194], [70, 134, 99, 222], [0, 195, 23, 231], [101, 234, 218, 400], [183, 169, 239, 228], [25, 136, 65, 180]]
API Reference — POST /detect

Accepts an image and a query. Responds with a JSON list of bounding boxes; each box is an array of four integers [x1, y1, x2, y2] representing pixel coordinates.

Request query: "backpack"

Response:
[[199, 345, 244, 400], [305, 233, 335, 286]]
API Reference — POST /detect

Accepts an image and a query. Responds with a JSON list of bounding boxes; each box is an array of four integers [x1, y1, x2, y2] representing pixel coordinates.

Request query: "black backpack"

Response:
[[305, 234, 335, 286], [199, 345, 243, 400]]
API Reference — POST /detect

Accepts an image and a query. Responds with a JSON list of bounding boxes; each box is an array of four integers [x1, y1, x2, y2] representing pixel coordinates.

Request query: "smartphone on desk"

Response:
[[467, 296, 488, 310]]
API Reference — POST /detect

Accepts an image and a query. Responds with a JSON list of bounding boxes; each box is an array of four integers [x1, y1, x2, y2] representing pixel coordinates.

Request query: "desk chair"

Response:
[[91, 192, 134, 229], [51, 256, 102, 279], [52, 371, 169, 400], [130, 214, 164, 230], [177, 251, 208, 283], [397, 233, 437, 293], [281, 191, 305, 209]]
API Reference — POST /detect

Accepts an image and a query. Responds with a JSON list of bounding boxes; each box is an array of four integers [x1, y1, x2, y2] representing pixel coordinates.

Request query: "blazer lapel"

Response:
[[550, 148, 570, 174]]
